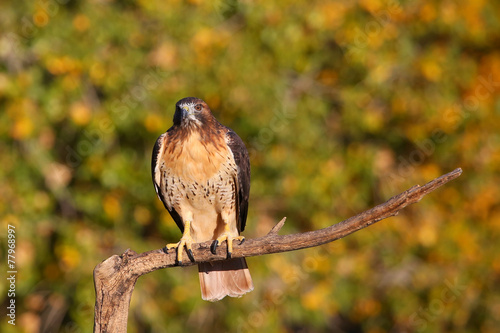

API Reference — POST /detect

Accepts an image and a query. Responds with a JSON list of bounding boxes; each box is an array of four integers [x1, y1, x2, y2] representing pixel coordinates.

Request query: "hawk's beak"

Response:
[[182, 105, 190, 117], [173, 104, 198, 126]]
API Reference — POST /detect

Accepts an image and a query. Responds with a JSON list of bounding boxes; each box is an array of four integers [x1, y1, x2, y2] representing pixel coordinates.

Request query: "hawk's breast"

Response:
[[164, 131, 228, 182], [158, 131, 239, 241]]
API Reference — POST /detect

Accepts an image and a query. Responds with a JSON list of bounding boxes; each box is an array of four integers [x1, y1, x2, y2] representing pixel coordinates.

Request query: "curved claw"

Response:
[[212, 234, 245, 259], [187, 249, 195, 262], [210, 240, 219, 255], [166, 235, 195, 265]]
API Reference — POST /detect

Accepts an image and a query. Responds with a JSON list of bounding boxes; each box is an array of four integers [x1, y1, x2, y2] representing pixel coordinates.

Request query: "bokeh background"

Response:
[[1, 0, 500, 332]]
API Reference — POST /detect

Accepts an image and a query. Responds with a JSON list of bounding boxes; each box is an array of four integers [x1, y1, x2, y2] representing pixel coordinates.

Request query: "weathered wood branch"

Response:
[[94, 168, 462, 332]]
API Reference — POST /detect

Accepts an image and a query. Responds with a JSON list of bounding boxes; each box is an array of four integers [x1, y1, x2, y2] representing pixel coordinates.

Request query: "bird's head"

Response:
[[173, 97, 213, 127]]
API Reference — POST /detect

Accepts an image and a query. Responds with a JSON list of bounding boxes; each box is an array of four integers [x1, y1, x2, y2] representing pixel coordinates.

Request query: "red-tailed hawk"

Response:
[[152, 97, 253, 301]]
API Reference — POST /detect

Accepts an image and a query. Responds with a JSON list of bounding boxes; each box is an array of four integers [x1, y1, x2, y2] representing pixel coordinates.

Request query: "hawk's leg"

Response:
[[211, 223, 245, 259], [166, 220, 195, 265]]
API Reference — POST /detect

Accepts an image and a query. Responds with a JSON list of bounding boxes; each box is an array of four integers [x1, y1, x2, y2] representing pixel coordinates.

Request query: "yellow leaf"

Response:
[[420, 163, 441, 181], [421, 60, 442, 82], [302, 289, 322, 311], [418, 221, 437, 247], [302, 282, 332, 311], [11, 116, 34, 139], [70, 102, 92, 126], [419, 3, 436, 22], [144, 113, 164, 133], [317, 2, 347, 30], [90, 63, 106, 83], [33, 10, 49, 27], [359, 0, 383, 13], [73, 14, 90, 32], [134, 206, 152, 226], [58, 244, 81, 271], [104, 194, 122, 220]]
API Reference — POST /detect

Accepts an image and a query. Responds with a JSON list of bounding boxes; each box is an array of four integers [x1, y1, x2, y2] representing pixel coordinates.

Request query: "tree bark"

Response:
[[94, 168, 462, 332]]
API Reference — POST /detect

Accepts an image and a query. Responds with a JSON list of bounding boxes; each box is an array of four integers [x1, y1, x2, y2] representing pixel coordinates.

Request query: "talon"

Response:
[[166, 221, 195, 265], [187, 249, 195, 262], [213, 233, 245, 259], [185, 241, 194, 262], [211, 240, 219, 254]]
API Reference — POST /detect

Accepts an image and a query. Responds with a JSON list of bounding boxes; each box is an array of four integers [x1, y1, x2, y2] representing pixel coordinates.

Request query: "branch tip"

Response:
[[268, 217, 287, 235]]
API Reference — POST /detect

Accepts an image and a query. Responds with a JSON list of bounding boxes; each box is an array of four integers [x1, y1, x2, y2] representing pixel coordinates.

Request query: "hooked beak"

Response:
[[181, 105, 190, 118]]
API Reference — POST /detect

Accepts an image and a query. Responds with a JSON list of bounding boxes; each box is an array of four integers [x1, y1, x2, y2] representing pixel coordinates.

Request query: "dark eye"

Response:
[[195, 104, 202, 111]]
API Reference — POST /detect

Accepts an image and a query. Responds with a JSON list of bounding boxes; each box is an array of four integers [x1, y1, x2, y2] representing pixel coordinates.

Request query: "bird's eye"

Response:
[[195, 104, 202, 111]]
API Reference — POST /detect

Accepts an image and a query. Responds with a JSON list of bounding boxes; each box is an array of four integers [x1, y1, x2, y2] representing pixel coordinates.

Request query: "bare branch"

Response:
[[94, 168, 462, 332], [267, 217, 287, 235]]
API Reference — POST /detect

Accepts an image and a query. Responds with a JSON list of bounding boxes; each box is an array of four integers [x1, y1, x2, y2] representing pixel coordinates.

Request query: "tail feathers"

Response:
[[198, 258, 253, 302]]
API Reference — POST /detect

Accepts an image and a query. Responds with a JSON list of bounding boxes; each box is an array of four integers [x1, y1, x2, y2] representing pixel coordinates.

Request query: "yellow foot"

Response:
[[210, 234, 245, 258], [165, 235, 195, 265]]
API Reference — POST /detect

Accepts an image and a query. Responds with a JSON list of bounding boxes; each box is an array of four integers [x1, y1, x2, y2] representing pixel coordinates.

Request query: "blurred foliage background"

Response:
[[1, 0, 500, 332]]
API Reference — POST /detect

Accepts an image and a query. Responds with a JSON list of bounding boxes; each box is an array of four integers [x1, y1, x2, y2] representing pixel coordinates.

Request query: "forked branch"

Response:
[[94, 168, 462, 333]]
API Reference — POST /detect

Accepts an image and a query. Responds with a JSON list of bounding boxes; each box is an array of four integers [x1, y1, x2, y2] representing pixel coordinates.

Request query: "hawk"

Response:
[[151, 97, 253, 301]]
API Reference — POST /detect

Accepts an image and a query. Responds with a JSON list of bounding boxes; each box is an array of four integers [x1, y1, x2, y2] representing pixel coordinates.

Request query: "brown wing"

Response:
[[225, 128, 250, 232], [151, 131, 184, 232]]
